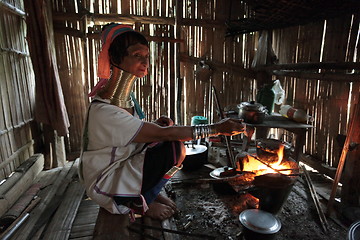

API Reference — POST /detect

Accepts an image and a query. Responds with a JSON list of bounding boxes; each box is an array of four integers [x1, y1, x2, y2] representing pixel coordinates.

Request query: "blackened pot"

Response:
[[182, 144, 208, 171], [249, 173, 298, 214]]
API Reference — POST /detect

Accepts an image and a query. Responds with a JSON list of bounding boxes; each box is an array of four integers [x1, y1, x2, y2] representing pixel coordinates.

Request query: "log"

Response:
[[0, 154, 44, 217], [0, 197, 40, 240], [10, 160, 78, 240], [326, 99, 360, 216], [0, 184, 41, 230]]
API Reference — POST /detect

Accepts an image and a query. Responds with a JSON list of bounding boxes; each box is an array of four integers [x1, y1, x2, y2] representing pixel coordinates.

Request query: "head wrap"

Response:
[[89, 24, 134, 97]]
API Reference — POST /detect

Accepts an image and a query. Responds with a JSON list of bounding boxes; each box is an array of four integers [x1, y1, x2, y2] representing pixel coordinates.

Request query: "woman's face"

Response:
[[119, 43, 149, 77]]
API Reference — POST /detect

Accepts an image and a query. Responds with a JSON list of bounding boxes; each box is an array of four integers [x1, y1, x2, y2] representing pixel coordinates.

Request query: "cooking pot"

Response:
[[237, 101, 267, 124], [239, 209, 281, 240], [182, 143, 208, 171], [256, 138, 293, 163]]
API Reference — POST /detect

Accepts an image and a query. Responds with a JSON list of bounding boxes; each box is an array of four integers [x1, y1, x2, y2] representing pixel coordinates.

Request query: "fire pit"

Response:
[[210, 141, 300, 214]]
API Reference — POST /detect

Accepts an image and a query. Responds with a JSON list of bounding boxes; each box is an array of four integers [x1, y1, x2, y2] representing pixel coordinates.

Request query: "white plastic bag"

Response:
[[272, 80, 285, 105]]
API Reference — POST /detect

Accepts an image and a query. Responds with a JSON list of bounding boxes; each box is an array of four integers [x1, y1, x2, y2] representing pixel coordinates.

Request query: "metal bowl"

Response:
[[239, 209, 281, 240]]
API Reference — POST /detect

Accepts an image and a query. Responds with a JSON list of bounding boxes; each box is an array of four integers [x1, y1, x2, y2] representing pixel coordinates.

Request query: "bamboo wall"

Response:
[[272, 14, 360, 166], [178, 0, 257, 125], [0, 0, 35, 180]]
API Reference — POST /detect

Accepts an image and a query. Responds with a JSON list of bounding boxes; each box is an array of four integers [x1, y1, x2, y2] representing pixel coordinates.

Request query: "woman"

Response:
[[79, 23, 245, 221]]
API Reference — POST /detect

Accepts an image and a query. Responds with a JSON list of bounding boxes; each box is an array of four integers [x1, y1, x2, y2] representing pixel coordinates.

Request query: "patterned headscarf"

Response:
[[89, 24, 134, 97]]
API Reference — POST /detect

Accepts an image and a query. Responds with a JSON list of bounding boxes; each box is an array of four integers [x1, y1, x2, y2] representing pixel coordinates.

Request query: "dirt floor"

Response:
[[165, 165, 348, 240]]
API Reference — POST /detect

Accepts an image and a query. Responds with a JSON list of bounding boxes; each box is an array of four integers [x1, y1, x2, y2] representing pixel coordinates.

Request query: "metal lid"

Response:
[[185, 144, 207, 155], [238, 101, 266, 112], [239, 209, 281, 234], [348, 220, 360, 240]]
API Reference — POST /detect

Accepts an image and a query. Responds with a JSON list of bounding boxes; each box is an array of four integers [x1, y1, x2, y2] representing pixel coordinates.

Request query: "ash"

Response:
[[166, 167, 347, 240]]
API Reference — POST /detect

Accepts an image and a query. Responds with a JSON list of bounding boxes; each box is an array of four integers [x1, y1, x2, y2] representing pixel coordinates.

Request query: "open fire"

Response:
[[226, 143, 300, 214], [241, 144, 297, 176]]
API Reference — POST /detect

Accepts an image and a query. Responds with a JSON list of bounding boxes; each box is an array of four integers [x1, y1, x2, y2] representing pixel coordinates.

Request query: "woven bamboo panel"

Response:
[[272, 14, 359, 167], [0, 1, 35, 181]]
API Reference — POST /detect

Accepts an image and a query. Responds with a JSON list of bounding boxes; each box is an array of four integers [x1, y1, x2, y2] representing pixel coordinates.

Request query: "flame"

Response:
[[242, 144, 293, 175]]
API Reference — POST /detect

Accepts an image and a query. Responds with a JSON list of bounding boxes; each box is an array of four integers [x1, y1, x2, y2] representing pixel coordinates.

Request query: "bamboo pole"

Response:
[[301, 165, 329, 233], [0, 140, 33, 171], [0, 154, 44, 217], [179, 53, 255, 78], [256, 62, 360, 71], [273, 70, 360, 82], [53, 12, 175, 25], [326, 98, 360, 216], [0, 1, 26, 17]]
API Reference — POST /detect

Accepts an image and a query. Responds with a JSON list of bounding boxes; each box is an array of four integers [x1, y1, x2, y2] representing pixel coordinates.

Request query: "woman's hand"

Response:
[[154, 115, 174, 127], [215, 118, 246, 136]]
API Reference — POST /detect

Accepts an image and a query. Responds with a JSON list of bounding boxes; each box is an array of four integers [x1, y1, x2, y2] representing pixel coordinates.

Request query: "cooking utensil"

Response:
[[348, 220, 360, 240], [256, 138, 293, 163], [212, 86, 236, 168], [182, 143, 208, 171], [238, 101, 267, 124], [239, 209, 281, 240]]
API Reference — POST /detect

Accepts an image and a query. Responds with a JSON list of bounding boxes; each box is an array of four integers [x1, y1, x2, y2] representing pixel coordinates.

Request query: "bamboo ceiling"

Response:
[[227, 0, 360, 35]]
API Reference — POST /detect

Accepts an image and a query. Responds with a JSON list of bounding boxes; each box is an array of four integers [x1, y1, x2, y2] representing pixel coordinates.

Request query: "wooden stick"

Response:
[[301, 165, 329, 233], [326, 100, 360, 216]]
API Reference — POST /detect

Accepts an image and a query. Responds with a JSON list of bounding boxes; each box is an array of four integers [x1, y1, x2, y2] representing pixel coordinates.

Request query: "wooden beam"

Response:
[[52, 12, 175, 25], [273, 70, 360, 82], [53, 26, 184, 43], [179, 53, 255, 78], [52, 12, 226, 28], [177, 18, 225, 29], [255, 62, 360, 71], [327, 99, 360, 216]]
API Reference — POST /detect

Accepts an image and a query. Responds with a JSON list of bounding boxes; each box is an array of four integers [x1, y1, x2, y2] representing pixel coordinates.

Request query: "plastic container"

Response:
[[272, 80, 285, 105], [279, 105, 313, 123], [256, 84, 275, 113], [191, 116, 208, 126]]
